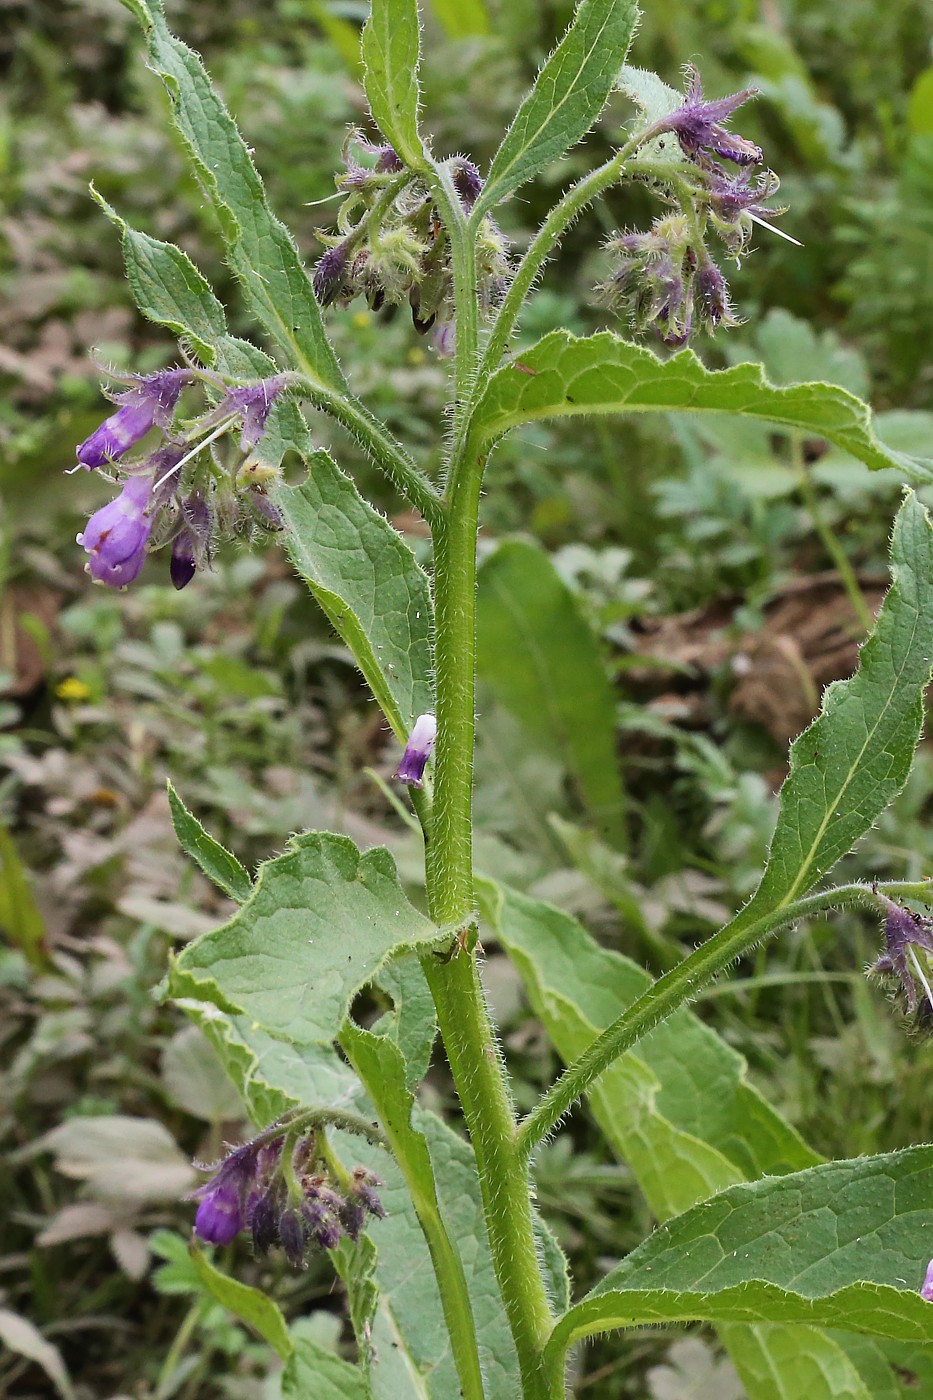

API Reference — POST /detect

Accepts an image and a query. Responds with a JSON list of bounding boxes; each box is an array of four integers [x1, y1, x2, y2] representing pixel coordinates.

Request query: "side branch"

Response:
[[516, 882, 893, 1163]]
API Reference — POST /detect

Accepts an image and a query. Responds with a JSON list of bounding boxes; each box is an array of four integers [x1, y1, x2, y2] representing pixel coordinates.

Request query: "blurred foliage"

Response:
[[2, 0, 933, 1396]]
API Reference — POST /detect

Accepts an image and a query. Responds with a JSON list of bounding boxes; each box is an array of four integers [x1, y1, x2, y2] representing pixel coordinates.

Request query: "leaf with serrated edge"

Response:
[[472, 0, 639, 220], [361, 0, 425, 167], [167, 782, 252, 903], [190, 1244, 292, 1360], [169, 833, 439, 1045], [274, 454, 434, 741], [547, 1146, 933, 1370], [472, 331, 933, 484], [747, 492, 933, 912], [120, 0, 342, 389]]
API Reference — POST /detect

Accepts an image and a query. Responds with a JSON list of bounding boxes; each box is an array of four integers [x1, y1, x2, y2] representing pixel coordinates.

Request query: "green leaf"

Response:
[[274, 453, 434, 741], [120, 0, 343, 389], [282, 1332, 369, 1398], [483, 881, 896, 1399], [169, 832, 439, 1046], [167, 782, 252, 904], [370, 953, 437, 1090], [482, 881, 817, 1222], [428, 0, 488, 37], [546, 1147, 933, 1373], [361, 0, 425, 167], [176, 1001, 367, 1128], [189, 1244, 293, 1360], [477, 539, 626, 847], [745, 492, 933, 912], [471, 0, 639, 220], [0, 825, 48, 969], [93, 192, 227, 364], [720, 1324, 878, 1400], [471, 331, 933, 483]]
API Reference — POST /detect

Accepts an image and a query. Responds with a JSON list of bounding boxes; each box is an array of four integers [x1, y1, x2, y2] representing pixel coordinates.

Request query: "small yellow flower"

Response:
[[352, 311, 370, 329], [408, 348, 426, 366], [56, 677, 91, 702]]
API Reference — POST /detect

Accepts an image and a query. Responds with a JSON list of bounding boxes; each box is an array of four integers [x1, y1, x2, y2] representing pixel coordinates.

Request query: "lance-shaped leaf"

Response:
[[361, 0, 426, 168], [189, 1244, 292, 1360], [545, 1147, 933, 1376], [471, 331, 933, 484], [274, 453, 434, 741], [471, 0, 639, 220], [477, 539, 626, 847], [744, 491, 933, 912], [168, 832, 440, 1045], [120, 0, 343, 390], [167, 782, 252, 904]]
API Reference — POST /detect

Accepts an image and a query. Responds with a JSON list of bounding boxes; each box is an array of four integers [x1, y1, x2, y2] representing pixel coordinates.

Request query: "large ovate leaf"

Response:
[[471, 331, 933, 483], [361, 0, 425, 168], [120, 0, 343, 390], [477, 539, 626, 847], [168, 832, 439, 1045], [546, 1147, 933, 1374], [745, 491, 933, 912], [471, 0, 639, 219], [274, 455, 434, 741]]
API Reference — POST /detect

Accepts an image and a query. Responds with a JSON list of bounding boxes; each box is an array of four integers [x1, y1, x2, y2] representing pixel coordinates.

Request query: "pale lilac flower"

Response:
[[77, 475, 153, 587], [225, 376, 287, 452], [395, 713, 437, 787], [76, 369, 191, 469], [663, 66, 762, 168], [922, 1258, 933, 1301], [870, 900, 933, 1023]]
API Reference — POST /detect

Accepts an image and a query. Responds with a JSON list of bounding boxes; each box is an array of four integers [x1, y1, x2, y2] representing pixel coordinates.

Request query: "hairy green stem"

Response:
[[424, 410, 555, 1392], [341, 1030, 488, 1400], [475, 135, 641, 385], [518, 882, 891, 1163], [310, 384, 444, 527]]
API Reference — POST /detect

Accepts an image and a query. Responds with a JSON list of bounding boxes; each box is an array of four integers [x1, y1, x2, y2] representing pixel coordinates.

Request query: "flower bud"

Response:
[[395, 713, 436, 787]]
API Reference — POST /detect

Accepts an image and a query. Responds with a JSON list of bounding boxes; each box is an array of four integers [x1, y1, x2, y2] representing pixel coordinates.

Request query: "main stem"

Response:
[[425, 463, 555, 1396]]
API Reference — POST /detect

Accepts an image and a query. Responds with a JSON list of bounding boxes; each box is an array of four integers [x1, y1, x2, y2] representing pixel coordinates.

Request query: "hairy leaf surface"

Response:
[[275, 455, 434, 741], [472, 331, 933, 483], [169, 833, 439, 1044], [167, 783, 252, 903], [120, 0, 343, 388], [362, 0, 425, 167], [547, 1148, 933, 1368], [472, 0, 638, 219]]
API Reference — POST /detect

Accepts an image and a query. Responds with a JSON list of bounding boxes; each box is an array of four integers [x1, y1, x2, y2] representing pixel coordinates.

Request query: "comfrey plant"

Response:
[[74, 2, 933, 1395]]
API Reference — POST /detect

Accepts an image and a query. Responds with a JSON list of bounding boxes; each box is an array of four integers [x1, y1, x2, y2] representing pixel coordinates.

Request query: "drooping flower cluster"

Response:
[[313, 133, 509, 356], [192, 1123, 386, 1264], [600, 66, 787, 346], [868, 899, 933, 1031], [73, 364, 292, 590]]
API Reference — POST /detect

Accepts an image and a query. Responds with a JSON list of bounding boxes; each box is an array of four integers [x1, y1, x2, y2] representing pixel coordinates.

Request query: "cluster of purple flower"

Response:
[[74, 367, 289, 590], [869, 899, 933, 1031], [313, 133, 508, 356], [192, 1126, 385, 1265], [601, 67, 786, 346]]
